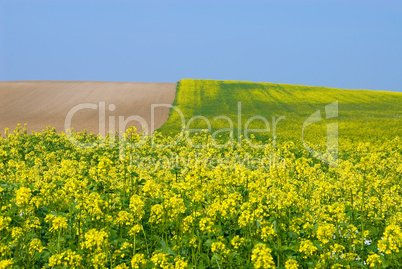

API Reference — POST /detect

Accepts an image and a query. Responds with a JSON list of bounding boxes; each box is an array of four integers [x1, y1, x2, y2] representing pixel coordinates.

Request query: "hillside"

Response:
[[159, 79, 401, 150]]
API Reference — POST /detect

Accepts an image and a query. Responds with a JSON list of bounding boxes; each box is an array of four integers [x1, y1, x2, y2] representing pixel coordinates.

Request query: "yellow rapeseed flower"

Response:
[[366, 252, 382, 268], [251, 243, 275, 269], [131, 253, 147, 268], [285, 259, 299, 269]]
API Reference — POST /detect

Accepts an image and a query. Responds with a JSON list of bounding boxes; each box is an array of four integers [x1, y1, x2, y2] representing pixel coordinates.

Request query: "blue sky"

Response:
[[1, 0, 401, 92]]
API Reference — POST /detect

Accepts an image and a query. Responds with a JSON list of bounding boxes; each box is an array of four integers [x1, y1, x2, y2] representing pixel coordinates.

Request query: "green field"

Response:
[[159, 79, 401, 151]]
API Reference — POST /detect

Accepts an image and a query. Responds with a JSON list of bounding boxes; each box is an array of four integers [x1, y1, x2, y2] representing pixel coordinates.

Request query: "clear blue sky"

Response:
[[1, 0, 401, 92]]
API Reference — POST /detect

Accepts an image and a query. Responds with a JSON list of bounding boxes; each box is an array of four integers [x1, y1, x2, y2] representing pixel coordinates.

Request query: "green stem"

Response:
[[57, 230, 61, 254], [133, 233, 136, 256], [142, 227, 150, 257]]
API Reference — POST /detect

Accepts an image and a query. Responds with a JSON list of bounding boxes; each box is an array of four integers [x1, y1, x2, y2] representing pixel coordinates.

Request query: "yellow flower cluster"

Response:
[[28, 238, 45, 255], [299, 239, 317, 258], [0, 259, 14, 269], [115, 210, 134, 226], [151, 252, 171, 269], [366, 253, 382, 268], [316, 223, 336, 244], [48, 249, 83, 268], [251, 243, 275, 269], [82, 229, 108, 250], [0, 216, 11, 232], [45, 214, 68, 232], [131, 253, 147, 268], [230, 235, 245, 250], [211, 241, 229, 256], [378, 225, 402, 254], [0, 126, 401, 267], [14, 187, 31, 207], [285, 259, 299, 269]]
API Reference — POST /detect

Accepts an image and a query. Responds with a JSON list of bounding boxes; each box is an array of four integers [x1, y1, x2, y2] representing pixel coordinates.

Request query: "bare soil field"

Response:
[[0, 81, 177, 134]]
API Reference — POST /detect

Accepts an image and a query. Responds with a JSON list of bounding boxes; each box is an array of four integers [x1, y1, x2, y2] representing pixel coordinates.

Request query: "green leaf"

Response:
[[313, 240, 322, 251]]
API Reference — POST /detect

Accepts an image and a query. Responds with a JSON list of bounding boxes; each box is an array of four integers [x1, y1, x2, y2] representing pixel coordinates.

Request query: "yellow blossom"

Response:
[[131, 253, 147, 268], [251, 243, 275, 269], [366, 252, 382, 268], [82, 229, 108, 250], [285, 259, 299, 269]]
